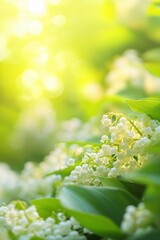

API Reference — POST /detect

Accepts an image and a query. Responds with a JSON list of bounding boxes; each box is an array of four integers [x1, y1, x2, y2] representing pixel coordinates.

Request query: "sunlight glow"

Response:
[[36, 53, 49, 65], [28, 21, 43, 35], [43, 74, 64, 97], [52, 15, 66, 27], [22, 69, 38, 88], [0, 36, 9, 61], [82, 83, 103, 101], [13, 20, 28, 38], [28, 0, 46, 15], [49, 0, 60, 5]]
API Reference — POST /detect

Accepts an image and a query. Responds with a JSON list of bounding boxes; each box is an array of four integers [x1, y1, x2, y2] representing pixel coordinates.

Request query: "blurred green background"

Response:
[[0, 0, 160, 170]]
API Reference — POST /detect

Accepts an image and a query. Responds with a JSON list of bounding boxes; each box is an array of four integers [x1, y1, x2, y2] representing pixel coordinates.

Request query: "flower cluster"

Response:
[[0, 143, 84, 203], [1, 112, 160, 201], [0, 202, 87, 240], [65, 113, 159, 185], [105, 50, 160, 95], [57, 117, 100, 142], [121, 203, 155, 235], [11, 99, 56, 150], [115, 0, 151, 27], [0, 164, 20, 203]]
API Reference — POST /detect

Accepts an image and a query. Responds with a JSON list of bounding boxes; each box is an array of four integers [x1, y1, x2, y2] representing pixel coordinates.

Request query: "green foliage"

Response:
[[126, 229, 160, 240], [65, 210, 125, 238], [59, 185, 139, 226], [144, 63, 160, 77], [148, 141, 160, 154], [8, 231, 17, 240], [100, 177, 127, 190], [143, 48, 160, 62], [100, 177, 145, 199], [144, 185, 160, 214], [45, 165, 76, 179], [31, 198, 63, 219], [125, 129, 160, 235], [127, 97, 160, 121], [14, 201, 27, 210], [125, 159, 160, 186], [30, 237, 44, 240]]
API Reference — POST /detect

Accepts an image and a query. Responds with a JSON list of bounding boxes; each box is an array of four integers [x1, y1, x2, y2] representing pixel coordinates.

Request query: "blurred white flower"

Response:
[[105, 49, 160, 95]]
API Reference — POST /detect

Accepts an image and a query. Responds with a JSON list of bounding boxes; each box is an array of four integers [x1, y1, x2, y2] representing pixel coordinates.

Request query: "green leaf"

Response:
[[143, 48, 160, 62], [100, 177, 127, 190], [126, 97, 160, 121], [125, 160, 160, 186], [147, 141, 160, 154], [144, 185, 160, 214], [45, 165, 76, 178], [14, 201, 27, 210], [100, 177, 145, 199], [59, 185, 139, 226], [126, 229, 160, 240], [144, 63, 160, 77], [45, 159, 83, 179], [8, 231, 17, 240], [102, 95, 128, 104], [118, 180, 145, 199], [67, 210, 125, 238], [31, 237, 44, 240], [31, 198, 63, 219]]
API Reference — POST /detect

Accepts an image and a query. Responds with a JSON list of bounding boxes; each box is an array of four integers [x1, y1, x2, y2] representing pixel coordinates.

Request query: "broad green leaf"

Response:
[[144, 63, 160, 77], [126, 97, 160, 121], [31, 237, 44, 240], [100, 177, 127, 190], [59, 185, 139, 226], [100, 177, 145, 198], [8, 231, 17, 240], [143, 48, 160, 62], [118, 87, 146, 99], [67, 210, 125, 238], [45, 165, 76, 178], [31, 198, 63, 219], [101, 177, 145, 199], [126, 229, 160, 240], [144, 185, 160, 214], [125, 160, 160, 186], [147, 141, 160, 154], [45, 159, 83, 179], [118, 180, 145, 199]]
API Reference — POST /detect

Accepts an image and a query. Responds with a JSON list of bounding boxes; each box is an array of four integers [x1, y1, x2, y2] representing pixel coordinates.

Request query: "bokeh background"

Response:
[[0, 0, 160, 170]]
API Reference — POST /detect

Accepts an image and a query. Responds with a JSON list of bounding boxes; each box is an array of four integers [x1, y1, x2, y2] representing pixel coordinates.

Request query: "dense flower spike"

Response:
[[0, 202, 87, 239], [121, 203, 155, 235], [65, 113, 159, 184], [106, 50, 160, 95]]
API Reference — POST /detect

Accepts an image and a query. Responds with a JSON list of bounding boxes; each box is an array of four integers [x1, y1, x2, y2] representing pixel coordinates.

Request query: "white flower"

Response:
[[67, 158, 75, 166], [121, 203, 154, 235], [25, 206, 39, 220], [12, 225, 25, 235], [100, 135, 109, 143], [101, 114, 112, 127], [0, 206, 8, 217]]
